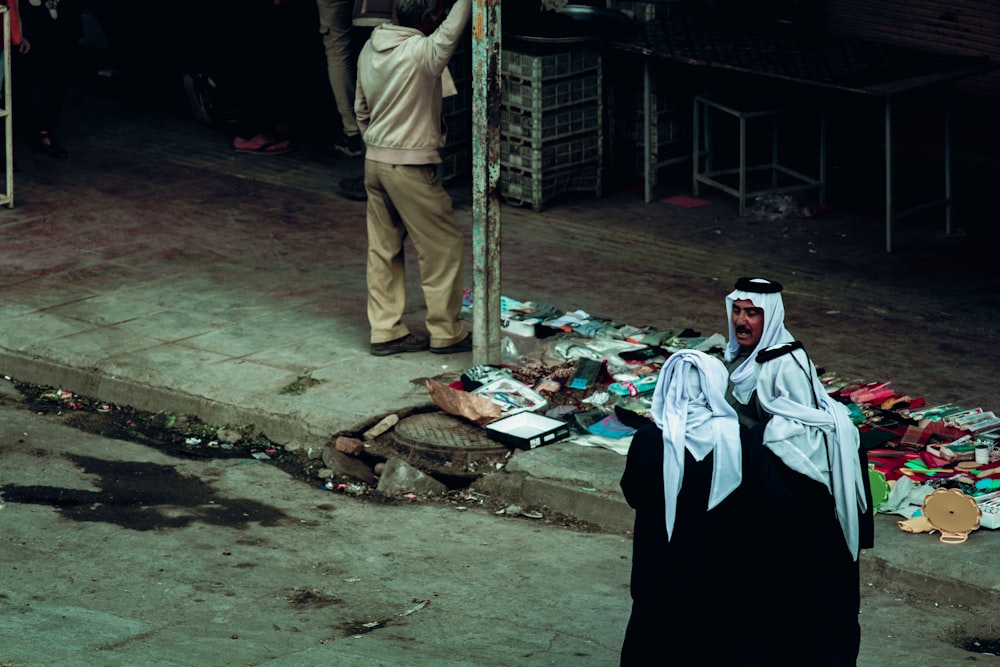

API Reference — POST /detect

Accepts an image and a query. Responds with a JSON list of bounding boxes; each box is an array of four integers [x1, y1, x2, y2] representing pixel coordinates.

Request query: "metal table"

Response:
[[613, 11, 996, 251]]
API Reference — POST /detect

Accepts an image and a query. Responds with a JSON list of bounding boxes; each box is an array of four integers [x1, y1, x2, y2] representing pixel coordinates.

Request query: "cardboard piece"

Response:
[[425, 379, 502, 427]]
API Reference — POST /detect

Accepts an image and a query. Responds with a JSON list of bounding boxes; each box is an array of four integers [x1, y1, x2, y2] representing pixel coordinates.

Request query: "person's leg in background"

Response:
[[317, 0, 362, 157], [226, 0, 293, 154], [14, 0, 83, 158]]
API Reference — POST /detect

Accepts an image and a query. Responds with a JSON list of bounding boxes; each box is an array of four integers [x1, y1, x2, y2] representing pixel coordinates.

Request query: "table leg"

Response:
[[739, 113, 747, 216], [692, 96, 701, 198], [820, 111, 827, 206]]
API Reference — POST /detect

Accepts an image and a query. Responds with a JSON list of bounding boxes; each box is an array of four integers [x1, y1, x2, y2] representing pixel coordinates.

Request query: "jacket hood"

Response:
[[370, 23, 423, 52]]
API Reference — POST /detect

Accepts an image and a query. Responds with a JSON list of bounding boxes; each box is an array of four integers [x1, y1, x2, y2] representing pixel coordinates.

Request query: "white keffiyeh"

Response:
[[651, 350, 741, 540], [755, 343, 868, 560], [724, 279, 794, 405]]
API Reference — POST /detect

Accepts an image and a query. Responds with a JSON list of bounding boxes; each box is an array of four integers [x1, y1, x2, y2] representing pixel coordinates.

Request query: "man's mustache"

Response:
[[735, 326, 752, 335]]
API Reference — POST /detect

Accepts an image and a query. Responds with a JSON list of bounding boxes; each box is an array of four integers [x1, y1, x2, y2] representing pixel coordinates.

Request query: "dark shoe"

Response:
[[183, 71, 233, 127], [370, 333, 429, 357], [32, 132, 68, 158], [334, 132, 363, 157], [430, 333, 472, 355], [337, 175, 367, 202]]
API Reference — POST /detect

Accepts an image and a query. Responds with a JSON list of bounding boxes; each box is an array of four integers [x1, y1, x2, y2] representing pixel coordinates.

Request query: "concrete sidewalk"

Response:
[[2, 81, 1000, 614]]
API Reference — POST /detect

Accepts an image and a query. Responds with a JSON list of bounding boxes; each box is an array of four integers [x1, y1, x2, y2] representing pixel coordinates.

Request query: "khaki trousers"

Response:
[[316, 0, 359, 137], [364, 160, 467, 347]]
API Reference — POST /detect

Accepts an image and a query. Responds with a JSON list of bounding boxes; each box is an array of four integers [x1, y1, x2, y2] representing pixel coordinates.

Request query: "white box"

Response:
[[978, 494, 1000, 530], [486, 412, 571, 450]]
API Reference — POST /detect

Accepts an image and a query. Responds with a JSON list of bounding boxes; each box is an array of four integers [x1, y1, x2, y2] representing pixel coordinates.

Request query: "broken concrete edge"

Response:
[[331, 403, 440, 444], [319, 403, 443, 469], [321, 447, 380, 485], [377, 458, 449, 496], [861, 553, 1000, 612], [1, 353, 631, 532], [0, 351, 418, 453]]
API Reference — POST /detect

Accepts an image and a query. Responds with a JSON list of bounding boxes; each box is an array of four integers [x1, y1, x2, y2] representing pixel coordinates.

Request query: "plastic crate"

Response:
[[623, 89, 681, 117], [501, 163, 602, 211], [611, 119, 688, 186], [501, 132, 602, 172], [502, 74, 601, 113], [611, 0, 659, 21], [630, 147, 689, 186], [443, 109, 471, 148], [448, 50, 472, 85], [608, 81, 682, 118], [501, 104, 601, 143], [502, 47, 600, 82], [443, 89, 472, 116], [614, 116, 687, 147], [440, 147, 470, 183]]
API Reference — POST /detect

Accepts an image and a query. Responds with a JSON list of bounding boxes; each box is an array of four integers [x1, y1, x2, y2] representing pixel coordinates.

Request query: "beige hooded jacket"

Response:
[[355, 0, 471, 165]]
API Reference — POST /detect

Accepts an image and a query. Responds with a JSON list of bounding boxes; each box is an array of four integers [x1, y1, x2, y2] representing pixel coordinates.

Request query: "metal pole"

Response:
[[885, 98, 894, 253], [471, 0, 502, 364], [944, 88, 953, 237], [643, 56, 652, 203]]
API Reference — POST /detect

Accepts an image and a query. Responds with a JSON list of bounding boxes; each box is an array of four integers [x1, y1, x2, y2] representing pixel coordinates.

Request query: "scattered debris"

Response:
[[750, 194, 801, 221], [399, 600, 431, 616], [6, 378, 604, 533], [320, 447, 378, 485], [335, 435, 365, 456], [279, 371, 324, 396], [363, 413, 399, 441], [376, 458, 447, 496]]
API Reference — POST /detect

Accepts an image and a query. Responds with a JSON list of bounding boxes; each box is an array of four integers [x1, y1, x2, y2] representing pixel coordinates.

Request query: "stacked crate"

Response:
[[608, 0, 688, 22], [500, 45, 603, 211], [441, 35, 472, 183]]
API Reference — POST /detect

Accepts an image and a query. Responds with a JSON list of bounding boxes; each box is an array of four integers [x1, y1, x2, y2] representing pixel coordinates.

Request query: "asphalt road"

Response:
[[0, 379, 631, 666], [2, 380, 998, 666]]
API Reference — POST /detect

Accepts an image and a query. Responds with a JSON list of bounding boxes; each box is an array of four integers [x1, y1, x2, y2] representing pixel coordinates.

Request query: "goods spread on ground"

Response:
[[454, 295, 1000, 532]]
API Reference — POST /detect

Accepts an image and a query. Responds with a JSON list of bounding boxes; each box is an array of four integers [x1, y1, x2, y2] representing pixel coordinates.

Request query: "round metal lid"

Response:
[[391, 411, 505, 453]]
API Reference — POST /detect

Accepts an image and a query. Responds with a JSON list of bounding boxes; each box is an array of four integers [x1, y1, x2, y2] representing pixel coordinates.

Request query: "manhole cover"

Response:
[[372, 411, 511, 480], [392, 411, 506, 453]]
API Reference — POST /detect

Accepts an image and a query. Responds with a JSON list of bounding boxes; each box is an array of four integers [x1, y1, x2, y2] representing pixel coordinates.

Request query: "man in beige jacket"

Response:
[[355, 0, 472, 356]]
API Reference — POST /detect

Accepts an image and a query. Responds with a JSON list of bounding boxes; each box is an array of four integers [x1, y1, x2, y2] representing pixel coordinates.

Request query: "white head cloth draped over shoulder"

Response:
[[651, 349, 742, 541], [724, 277, 794, 405], [755, 342, 868, 560]]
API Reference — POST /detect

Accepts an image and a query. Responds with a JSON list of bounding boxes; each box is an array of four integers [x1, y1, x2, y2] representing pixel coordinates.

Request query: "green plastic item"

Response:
[[868, 466, 890, 513]]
